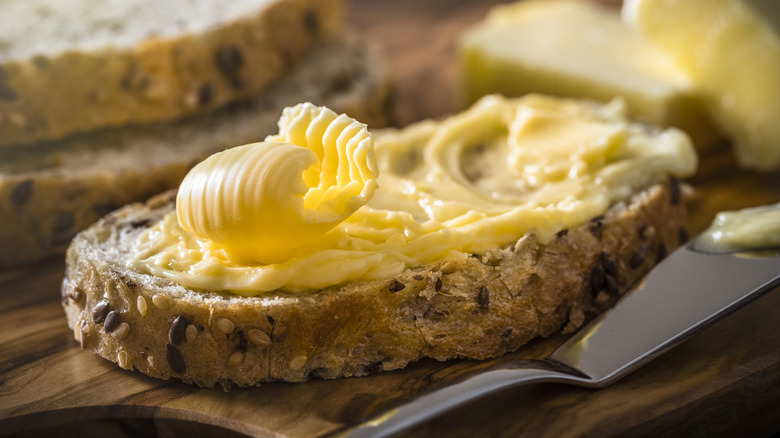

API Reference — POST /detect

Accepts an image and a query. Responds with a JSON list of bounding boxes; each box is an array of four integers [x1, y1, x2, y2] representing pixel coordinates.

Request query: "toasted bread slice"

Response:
[[0, 32, 390, 267], [62, 178, 687, 389]]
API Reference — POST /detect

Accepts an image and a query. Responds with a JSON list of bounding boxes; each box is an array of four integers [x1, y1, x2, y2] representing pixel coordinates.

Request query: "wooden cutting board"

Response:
[[2, 1, 780, 437]]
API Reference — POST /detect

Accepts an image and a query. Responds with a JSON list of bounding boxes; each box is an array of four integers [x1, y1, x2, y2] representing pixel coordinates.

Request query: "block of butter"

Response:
[[459, 0, 719, 147], [623, 0, 780, 171]]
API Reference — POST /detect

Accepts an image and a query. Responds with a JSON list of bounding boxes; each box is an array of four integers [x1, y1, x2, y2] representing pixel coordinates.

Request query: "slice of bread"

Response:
[[62, 178, 687, 389], [0, 0, 343, 147], [0, 32, 391, 267]]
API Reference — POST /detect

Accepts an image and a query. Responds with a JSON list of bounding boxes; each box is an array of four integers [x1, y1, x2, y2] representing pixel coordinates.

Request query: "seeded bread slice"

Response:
[[0, 32, 391, 267], [0, 0, 343, 147], [62, 179, 688, 389]]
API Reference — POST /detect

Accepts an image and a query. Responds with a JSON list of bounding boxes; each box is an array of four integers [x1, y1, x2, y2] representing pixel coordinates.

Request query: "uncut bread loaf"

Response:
[[62, 178, 688, 389], [0, 0, 343, 147], [0, 32, 390, 267]]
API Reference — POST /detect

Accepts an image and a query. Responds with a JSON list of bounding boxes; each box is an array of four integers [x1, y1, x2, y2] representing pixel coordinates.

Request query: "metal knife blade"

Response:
[[549, 244, 780, 386], [331, 239, 780, 438]]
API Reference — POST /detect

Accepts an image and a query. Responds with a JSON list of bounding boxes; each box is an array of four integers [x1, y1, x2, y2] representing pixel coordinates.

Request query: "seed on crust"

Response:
[[152, 294, 170, 310], [117, 349, 131, 369], [146, 355, 156, 371], [166, 344, 186, 374], [289, 355, 308, 372], [92, 301, 110, 324], [103, 311, 119, 333], [185, 324, 198, 343], [197, 83, 213, 105], [678, 227, 689, 245], [601, 253, 618, 278], [112, 322, 130, 340], [590, 253, 619, 296], [169, 314, 188, 345], [215, 45, 244, 88], [77, 320, 89, 349], [478, 286, 490, 310], [247, 328, 272, 346], [656, 244, 668, 263], [629, 244, 650, 269], [137, 296, 148, 317], [217, 318, 235, 334], [589, 216, 605, 239], [389, 280, 405, 292], [435, 278, 443, 291], [605, 273, 620, 296], [228, 352, 244, 367]]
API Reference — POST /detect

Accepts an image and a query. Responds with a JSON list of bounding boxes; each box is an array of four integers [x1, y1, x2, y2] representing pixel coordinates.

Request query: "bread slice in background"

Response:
[[0, 32, 391, 267], [62, 179, 687, 389], [0, 0, 343, 147]]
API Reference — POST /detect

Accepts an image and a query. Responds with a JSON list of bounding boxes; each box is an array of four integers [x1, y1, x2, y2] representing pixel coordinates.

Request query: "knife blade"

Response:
[[331, 236, 780, 438]]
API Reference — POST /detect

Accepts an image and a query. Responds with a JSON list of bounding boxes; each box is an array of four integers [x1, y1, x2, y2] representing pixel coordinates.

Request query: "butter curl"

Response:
[[176, 103, 377, 262]]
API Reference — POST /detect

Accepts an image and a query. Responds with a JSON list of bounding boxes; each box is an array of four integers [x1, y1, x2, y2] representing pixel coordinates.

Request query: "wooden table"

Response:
[[2, 1, 780, 437]]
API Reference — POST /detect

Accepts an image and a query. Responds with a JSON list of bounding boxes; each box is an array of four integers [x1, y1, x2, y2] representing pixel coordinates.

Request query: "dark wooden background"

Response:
[[2, 0, 780, 437]]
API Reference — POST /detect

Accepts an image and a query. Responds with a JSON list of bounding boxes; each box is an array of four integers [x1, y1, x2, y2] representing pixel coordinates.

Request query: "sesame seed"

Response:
[[228, 351, 244, 367], [217, 318, 235, 334], [289, 355, 307, 371], [137, 296, 148, 316], [152, 294, 170, 310], [112, 322, 130, 340], [117, 349, 131, 369], [185, 324, 198, 343], [247, 329, 271, 346]]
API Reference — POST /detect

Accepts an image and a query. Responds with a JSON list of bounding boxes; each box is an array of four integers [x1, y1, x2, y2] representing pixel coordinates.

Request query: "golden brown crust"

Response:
[[0, 0, 344, 147], [62, 180, 688, 389], [1, 32, 391, 267]]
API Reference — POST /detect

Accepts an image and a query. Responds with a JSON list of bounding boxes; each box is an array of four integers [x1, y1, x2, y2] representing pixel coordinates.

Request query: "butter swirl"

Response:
[[175, 103, 377, 262], [132, 96, 697, 295]]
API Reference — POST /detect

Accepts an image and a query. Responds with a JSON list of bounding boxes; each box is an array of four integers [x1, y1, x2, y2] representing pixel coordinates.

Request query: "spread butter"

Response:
[[132, 96, 697, 295]]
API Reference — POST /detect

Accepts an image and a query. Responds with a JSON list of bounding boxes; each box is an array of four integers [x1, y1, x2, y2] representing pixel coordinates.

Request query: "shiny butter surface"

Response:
[[132, 96, 697, 295], [175, 103, 377, 263], [694, 202, 780, 253], [622, 0, 780, 170], [459, 0, 718, 147]]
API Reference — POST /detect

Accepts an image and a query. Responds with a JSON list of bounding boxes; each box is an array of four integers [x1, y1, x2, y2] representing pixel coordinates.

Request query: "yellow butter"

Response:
[[132, 96, 696, 295], [175, 103, 377, 263], [623, 0, 780, 171], [459, 0, 719, 147], [694, 202, 780, 253]]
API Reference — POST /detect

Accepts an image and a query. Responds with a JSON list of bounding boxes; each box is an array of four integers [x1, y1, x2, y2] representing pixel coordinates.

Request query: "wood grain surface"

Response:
[[3, 0, 780, 437]]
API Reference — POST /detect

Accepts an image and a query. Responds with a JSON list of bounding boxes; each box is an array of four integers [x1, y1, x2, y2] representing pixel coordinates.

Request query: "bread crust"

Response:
[[0, 0, 343, 147], [1, 32, 390, 267], [62, 180, 688, 389]]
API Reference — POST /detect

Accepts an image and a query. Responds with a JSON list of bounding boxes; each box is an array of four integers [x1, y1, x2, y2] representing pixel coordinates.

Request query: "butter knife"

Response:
[[331, 234, 780, 438]]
